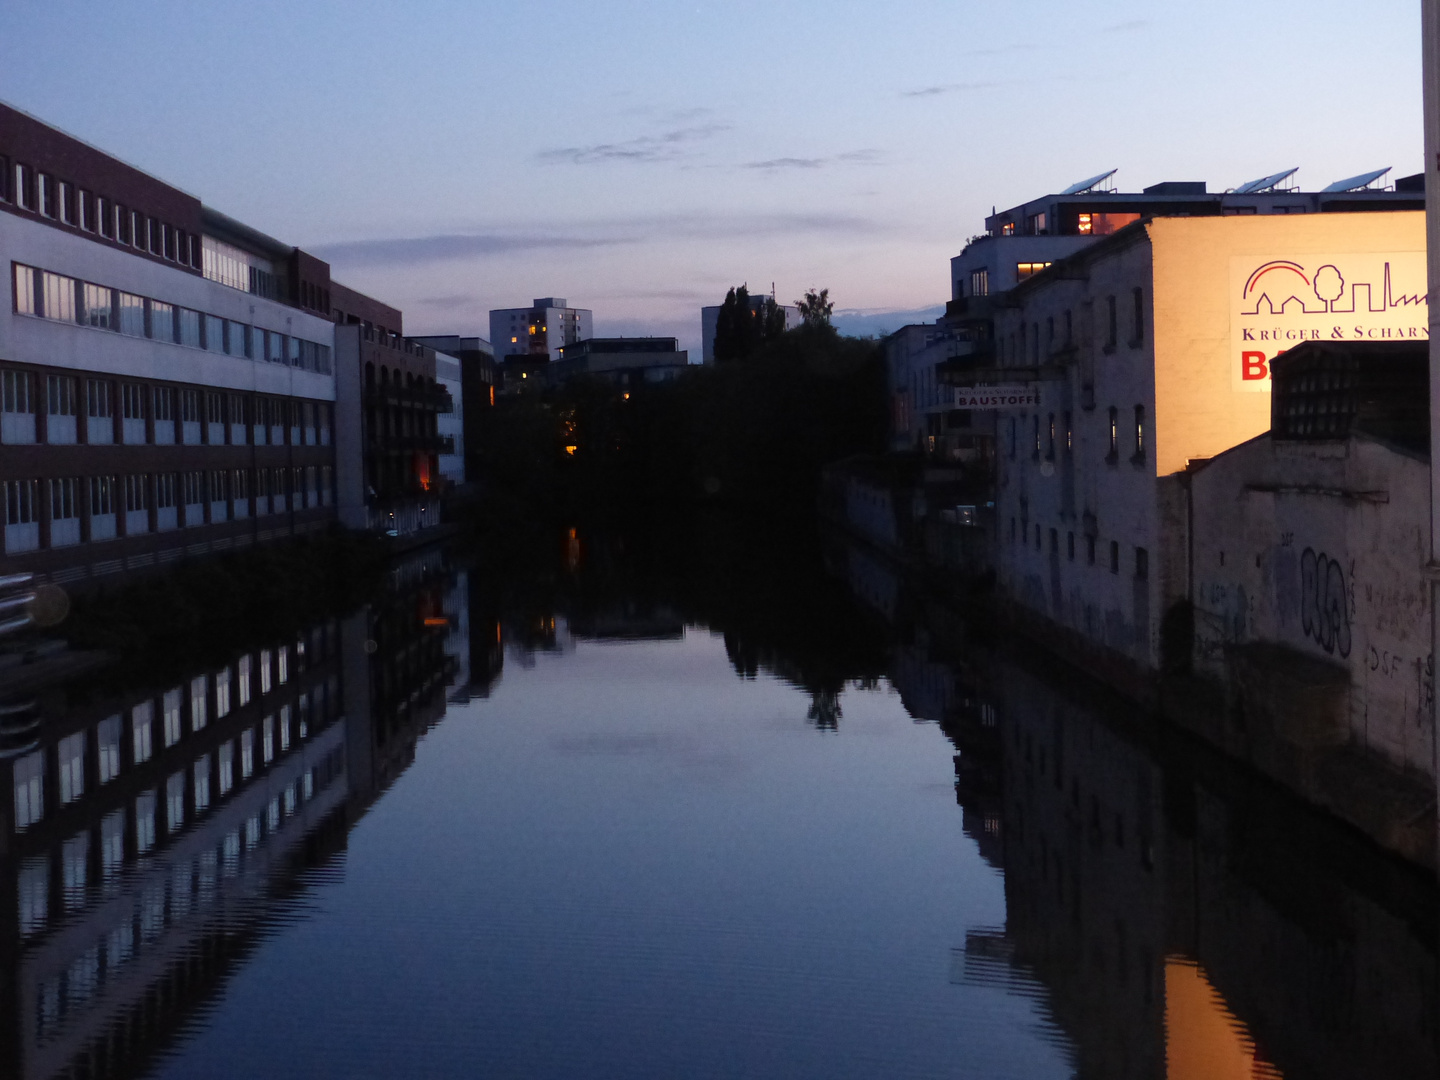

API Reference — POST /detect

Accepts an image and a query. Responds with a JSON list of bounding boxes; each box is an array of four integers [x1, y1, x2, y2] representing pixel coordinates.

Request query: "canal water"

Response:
[[4, 517, 1437, 1079]]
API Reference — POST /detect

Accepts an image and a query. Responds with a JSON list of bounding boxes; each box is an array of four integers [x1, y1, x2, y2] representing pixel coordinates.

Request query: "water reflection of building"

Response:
[[0, 546, 466, 1079], [828, 533, 1440, 1079]]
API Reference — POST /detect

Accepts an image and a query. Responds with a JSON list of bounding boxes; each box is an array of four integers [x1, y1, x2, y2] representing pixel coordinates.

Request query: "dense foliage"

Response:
[[471, 323, 887, 519]]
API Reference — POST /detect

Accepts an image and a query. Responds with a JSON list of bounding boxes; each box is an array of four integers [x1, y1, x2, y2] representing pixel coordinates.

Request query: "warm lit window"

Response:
[[1076, 212, 1141, 236], [1016, 262, 1051, 280]]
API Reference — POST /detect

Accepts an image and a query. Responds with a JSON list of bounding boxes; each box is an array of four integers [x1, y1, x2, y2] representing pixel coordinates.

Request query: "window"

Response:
[[240, 728, 255, 778], [57, 181, 73, 224], [88, 476, 115, 516], [150, 300, 174, 342], [39, 173, 55, 218], [278, 645, 289, 685], [166, 772, 185, 833], [49, 478, 77, 527], [102, 809, 124, 879], [180, 389, 201, 424], [1133, 405, 1146, 462], [260, 649, 273, 694], [148, 217, 161, 256], [262, 715, 274, 763], [279, 705, 291, 752], [1110, 540, 1120, 574], [1076, 211, 1141, 236], [130, 209, 144, 248], [1136, 546, 1149, 580], [1108, 407, 1118, 459], [207, 393, 224, 426], [121, 382, 145, 421], [124, 474, 149, 513], [1046, 413, 1056, 460], [219, 742, 234, 796], [98, 715, 122, 783], [1105, 295, 1117, 349], [80, 190, 95, 232], [133, 700, 154, 763], [58, 731, 84, 804], [226, 320, 249, 358], [15, 163, 34, 210], [190, 675, 208, 731], [47, 375, 75, 416], [82, 283, 113, 328], [1132, 287, 1145, 344], [178, 308, 201, 348], [4, 479, 37, 526], [87, 378, 113, 422], [153, 385, 174, 422], [13, 263, 37, 315], [182, 471, 204, 507], [98, 196, 114, 238], [215, 667, 232, 718], [117, 292, 145, 336], [13, 750, 43, 830], [42, 271, 76, 322], [193, 756, 211, 813], [238, 654, 252, 706], [156, 472, 177, 509], [1016, 261, 1051, 280], [204, 313, 224, 352], [163, 687, 183, 747], [1087, 535, 1096, 565], [135, 791, 156, 852]]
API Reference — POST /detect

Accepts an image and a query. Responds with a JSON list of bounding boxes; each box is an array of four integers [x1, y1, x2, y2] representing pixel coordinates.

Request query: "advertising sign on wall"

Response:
[[952, 386, 1042, 409], [1229, 252, 1428, 392]]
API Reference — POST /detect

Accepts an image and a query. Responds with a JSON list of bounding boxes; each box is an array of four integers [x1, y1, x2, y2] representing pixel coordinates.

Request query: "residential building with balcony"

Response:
[[0, 102, 344, 586], [332, 292, 452, 535], [408, 334, 499, 488]]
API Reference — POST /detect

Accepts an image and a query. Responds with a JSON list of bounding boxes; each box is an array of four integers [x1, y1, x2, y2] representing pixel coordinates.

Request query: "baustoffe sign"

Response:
[[1229, 252, 1427, 392], [952, 386, 1042, 409]]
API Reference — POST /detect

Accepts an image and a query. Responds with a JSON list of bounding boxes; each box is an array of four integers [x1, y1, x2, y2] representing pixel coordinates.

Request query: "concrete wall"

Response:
[[1191, 434, 1433, 776]]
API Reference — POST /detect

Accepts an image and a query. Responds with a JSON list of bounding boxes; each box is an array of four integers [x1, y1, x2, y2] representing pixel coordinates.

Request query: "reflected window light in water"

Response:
[[1165, 958, 1282, 1078]]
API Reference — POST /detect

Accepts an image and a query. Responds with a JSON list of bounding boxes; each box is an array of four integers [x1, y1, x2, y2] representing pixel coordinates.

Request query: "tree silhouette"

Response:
[[714, 284, 786, 363], [1313, 265, 1344, 310], [796, 288, 834, 329]]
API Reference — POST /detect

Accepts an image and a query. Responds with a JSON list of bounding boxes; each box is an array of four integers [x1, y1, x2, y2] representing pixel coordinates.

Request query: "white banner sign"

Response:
[[1229, 252, 1428, 392], [952, 386, 1042, 409]]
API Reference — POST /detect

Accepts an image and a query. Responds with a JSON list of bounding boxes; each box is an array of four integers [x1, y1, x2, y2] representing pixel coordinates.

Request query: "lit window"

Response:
[[164, 687, 183, 746], [1016, 262, 1051, 280], [190, 675, 207, 731]]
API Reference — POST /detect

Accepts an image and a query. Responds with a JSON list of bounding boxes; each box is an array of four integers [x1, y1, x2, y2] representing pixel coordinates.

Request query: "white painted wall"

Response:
[[435, 350, 464, 484]]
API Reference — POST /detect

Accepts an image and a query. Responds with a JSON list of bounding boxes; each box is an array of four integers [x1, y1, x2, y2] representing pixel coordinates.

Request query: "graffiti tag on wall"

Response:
[[1300, 548, 1351, 657]]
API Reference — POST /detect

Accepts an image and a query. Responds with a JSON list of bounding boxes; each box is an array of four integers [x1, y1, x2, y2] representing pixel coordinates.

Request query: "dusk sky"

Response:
[[0, 0, 1423, 353]]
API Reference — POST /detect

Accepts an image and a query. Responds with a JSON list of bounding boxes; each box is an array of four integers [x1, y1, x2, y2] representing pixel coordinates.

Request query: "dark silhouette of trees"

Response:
[[796, 288, 834, 329], [713, 284, 786, 363]]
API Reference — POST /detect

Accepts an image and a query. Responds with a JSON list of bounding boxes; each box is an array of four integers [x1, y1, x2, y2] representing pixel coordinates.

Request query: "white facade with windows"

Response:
[[435, 349, 465, 484]]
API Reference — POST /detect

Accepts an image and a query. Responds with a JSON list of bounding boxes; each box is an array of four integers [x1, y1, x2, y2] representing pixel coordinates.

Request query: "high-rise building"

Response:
[[488, 299, 592, 386]]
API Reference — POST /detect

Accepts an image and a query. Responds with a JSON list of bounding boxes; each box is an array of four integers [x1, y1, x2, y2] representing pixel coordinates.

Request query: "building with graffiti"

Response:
[[989, 210, 1426, 687]]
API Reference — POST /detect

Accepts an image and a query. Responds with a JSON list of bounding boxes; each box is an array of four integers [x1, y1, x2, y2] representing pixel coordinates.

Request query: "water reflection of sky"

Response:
[[149, 629, 1074, 1080]]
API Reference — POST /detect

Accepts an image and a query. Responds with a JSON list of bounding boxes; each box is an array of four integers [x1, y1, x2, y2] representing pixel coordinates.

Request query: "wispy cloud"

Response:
[[311, 233, 632, 266], [314, 212, 888, 269], [744, 149, 879, 170], [900, 80, 999, 99], [536, 123, 730, 165]]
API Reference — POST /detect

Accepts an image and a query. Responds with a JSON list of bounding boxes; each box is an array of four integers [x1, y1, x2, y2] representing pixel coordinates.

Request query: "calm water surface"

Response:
[[7, 523, 1439, 1079]]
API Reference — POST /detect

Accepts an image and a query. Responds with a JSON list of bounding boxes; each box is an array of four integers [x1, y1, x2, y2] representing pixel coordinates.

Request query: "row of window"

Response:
[[23, 746, 343, 1041], [1009, 518, 1150, 580], [13, 263, 332, 374], [1008, 406, 1146, 464], [1, 468, 334, 547], [0, 156, 203, 270], [1000, 288, 1147, 364], [0, 369, 332, 447], [14, 639, 329, 833]]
